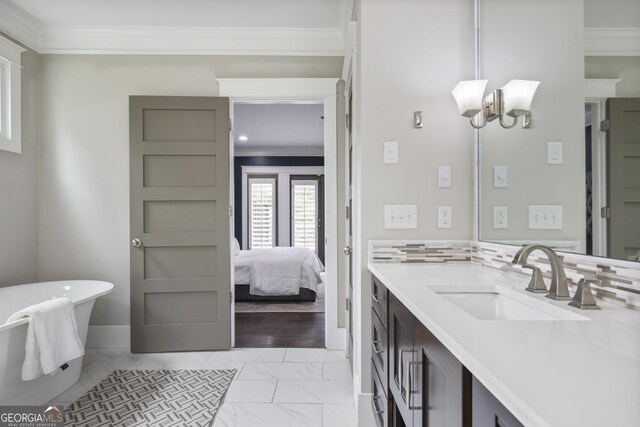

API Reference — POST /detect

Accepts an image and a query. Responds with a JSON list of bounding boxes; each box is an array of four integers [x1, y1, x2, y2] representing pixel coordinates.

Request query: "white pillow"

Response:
[[234, 238, 241, 255]]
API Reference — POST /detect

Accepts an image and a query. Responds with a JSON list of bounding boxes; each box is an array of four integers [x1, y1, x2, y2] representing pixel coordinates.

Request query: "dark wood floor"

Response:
[[235, 312, 325, 348]]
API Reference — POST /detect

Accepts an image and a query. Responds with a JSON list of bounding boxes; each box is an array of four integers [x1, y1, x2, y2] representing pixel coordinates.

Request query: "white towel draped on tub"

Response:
[[6, 297, 84, 381]]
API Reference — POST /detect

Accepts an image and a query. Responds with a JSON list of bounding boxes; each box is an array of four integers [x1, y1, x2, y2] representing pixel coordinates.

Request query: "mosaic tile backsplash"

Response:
[[370, 241, 471, 263], [369, 240, 640, 311]]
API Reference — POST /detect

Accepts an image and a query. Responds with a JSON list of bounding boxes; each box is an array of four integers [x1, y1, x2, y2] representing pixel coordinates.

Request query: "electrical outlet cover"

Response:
[[493, 206, 508, 229], [437, 206, 452, 229]]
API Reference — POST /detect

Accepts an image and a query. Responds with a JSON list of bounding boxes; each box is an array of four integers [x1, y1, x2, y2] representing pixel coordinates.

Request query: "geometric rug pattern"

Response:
[[63, 369, 235, 427]]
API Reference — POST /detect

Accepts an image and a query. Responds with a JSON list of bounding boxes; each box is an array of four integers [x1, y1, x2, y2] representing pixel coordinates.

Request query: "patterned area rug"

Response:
[[235, 283, 325, 313], [63, 369, 235, 427]]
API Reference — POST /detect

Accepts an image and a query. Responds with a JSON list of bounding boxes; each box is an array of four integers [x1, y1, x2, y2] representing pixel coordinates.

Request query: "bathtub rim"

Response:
[[0, 280, 114, 333]]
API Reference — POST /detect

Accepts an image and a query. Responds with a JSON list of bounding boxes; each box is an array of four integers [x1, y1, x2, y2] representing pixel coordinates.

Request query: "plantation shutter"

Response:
[[249, 177, 276, 249], [291, 180, 319, 253]]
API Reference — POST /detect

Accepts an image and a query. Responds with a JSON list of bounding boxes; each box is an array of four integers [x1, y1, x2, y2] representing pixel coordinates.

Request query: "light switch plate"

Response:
[[548, 141, 563, 164], [493, 166, 508, 188], [384, 141, 398, 164], [437, 206, 452, 229], [528, 205, 562, 229], [438, 166, 452, 188], [384, 205, 417, 229], [493, 206, 508, 229]]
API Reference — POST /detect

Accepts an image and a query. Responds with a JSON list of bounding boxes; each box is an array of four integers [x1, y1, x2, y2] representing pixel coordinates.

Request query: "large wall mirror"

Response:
[[478, 0, 640, 262]]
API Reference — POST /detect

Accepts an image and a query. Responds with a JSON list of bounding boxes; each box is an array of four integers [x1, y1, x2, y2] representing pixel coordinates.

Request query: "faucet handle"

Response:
[[522, 264, 547, 293], [568, 279, 601, 310]]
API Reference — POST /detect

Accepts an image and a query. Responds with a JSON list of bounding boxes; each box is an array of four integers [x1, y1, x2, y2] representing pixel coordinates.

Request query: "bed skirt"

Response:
[[234, 284, 317, 302]]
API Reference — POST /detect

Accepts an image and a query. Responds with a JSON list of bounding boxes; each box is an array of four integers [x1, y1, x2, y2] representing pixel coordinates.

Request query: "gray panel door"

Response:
[[607, 98, 640, 261], [130, 96, 231, 353], [346, 83, 354, 366]]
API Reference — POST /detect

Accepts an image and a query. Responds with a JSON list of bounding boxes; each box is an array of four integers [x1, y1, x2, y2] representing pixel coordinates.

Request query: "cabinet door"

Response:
[[412, 322, 465, 427], [389, 293, 415, 426], [472, 378, 524, 427]]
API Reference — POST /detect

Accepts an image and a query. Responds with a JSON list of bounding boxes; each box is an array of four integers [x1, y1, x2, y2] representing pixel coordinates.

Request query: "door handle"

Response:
[[132, 238, 142, 248], [343, 245, 352, 256]]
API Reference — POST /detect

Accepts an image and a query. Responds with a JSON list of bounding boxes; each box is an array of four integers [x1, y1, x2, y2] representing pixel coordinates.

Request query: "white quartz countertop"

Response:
[[368, 262, 640, 427]]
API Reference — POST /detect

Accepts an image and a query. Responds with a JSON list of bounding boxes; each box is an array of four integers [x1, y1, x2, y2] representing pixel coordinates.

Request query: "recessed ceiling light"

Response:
[[238, 135, 248, 142]]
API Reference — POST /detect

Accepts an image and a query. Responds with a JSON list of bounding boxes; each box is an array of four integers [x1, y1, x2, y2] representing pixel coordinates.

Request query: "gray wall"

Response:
[[584, 0, 640, 27], [356, 0, 475, 393], [38, 55, 343, 326], [586, 56, 640, 97], [0, 34, 39, 287], [479, 0, 586, 249]]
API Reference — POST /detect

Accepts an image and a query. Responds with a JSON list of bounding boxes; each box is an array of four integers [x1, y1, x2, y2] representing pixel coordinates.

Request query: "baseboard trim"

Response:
[[86, 325, 130, 349], [357, 392, 375, 427], [326, 326, 347, 351]]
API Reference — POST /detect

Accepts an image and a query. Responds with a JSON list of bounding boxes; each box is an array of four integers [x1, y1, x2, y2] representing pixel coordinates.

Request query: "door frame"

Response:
[[218, 78, 344, 351], [585, 98, 608, 257]]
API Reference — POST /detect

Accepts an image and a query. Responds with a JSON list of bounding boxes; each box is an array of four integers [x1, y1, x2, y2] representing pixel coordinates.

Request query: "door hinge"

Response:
[[346, 298, 350, 311], [601, 207, 611, 219], [600, 119, 610, 132], [228, 119, 233, 132], [345, 114, 351, 131], [229, 205, 233, 217], [346, 206, 350, 219], [230, 292, 233, 304]]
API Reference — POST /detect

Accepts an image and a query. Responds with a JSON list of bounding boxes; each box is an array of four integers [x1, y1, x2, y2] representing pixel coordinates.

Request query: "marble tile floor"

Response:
[[50, 347, 357, 427]]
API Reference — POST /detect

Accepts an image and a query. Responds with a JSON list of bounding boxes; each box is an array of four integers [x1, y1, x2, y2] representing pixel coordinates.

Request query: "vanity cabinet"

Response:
[[373, 275, 519, 427]]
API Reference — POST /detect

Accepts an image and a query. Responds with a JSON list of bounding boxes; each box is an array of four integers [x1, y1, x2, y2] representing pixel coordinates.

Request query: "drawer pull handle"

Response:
[[398, 348, 414, 400], [407, 361, 423, 410], [372, 395, 384, 415], [372, 341, 384, 355]]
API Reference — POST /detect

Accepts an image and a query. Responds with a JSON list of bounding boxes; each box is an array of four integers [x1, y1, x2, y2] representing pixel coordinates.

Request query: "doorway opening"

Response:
[[584, 100, 607, 257], [232, 102, 327, 348]]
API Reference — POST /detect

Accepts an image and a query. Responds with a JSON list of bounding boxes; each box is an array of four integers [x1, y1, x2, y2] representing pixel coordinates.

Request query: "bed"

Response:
[[234, 246, 325, 302]]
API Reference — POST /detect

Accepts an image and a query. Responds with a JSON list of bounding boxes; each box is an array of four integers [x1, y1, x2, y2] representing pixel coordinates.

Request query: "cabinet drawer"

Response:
[[372, 359, 389, 427], [372, 308, 389, 392], [372, 276, 389, 329]]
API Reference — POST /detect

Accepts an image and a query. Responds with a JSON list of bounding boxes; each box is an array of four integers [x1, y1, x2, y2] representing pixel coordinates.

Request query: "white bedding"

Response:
[[234, 247, 324, 296]]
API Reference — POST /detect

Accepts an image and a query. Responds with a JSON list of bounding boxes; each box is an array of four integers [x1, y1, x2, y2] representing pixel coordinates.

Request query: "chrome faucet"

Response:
[[512, 244, 570, 301]]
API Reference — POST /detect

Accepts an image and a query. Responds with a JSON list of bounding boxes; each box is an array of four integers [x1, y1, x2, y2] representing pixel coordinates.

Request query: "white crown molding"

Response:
[[0, 1, 42, 51], [585, 27, 640, 56], [37, 25, 345, 56]]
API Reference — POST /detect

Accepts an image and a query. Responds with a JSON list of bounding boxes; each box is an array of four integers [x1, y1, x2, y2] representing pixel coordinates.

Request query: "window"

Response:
[[248, 176, 277, 249], [291, 180, 319, 253], [0, 36, 24, 154]]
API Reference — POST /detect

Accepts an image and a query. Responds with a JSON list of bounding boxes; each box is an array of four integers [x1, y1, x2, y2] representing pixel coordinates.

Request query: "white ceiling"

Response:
[[8, 0, 344, 28], [233, 103, 324, 155], [0, 0, 351, 55]]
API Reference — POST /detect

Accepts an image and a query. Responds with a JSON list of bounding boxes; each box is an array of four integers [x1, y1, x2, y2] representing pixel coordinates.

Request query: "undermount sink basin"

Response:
[[432, 286, 589, 321]]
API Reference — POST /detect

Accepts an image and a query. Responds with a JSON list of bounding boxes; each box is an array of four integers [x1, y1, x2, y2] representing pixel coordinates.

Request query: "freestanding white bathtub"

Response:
[[0, 280, 113, 405]]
